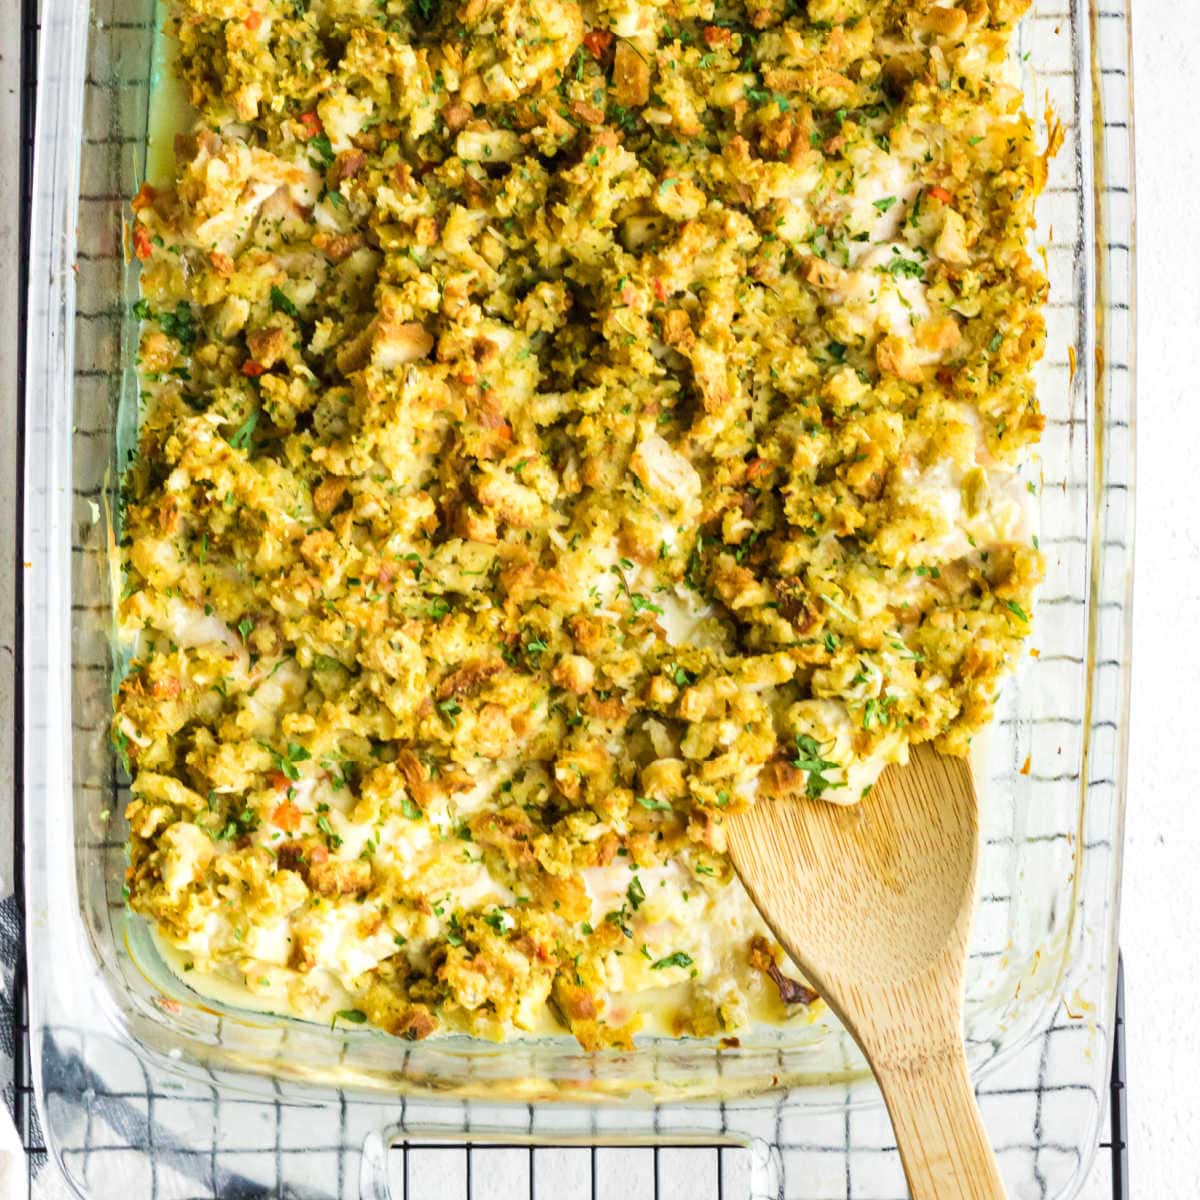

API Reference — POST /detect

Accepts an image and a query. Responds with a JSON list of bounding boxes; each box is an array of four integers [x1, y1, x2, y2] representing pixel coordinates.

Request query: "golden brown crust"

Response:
[[118, 0, 1046, 1045]]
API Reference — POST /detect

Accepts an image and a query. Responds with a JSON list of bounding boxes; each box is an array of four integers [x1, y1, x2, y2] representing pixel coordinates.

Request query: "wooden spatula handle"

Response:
[[874, 1040, 1005, 1200]]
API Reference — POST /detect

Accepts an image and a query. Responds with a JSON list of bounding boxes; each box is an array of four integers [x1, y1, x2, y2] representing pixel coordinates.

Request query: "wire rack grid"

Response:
[[16, 0, 1133, 1196]]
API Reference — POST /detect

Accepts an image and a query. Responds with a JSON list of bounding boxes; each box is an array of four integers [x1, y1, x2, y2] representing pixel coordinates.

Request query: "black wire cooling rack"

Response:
[[11, 0, 1130, 1195]]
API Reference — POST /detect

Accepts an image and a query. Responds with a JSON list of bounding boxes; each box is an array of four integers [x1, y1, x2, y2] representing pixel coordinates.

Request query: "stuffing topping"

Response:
[[118, 0, 1046, 1046]]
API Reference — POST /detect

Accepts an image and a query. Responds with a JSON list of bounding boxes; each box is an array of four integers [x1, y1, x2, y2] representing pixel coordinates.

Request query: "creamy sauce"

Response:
[[153, 864, 809, 1039]]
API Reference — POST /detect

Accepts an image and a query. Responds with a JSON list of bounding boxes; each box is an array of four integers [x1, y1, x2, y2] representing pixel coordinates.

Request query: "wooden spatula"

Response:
[[727, 743, 1005, 1200]]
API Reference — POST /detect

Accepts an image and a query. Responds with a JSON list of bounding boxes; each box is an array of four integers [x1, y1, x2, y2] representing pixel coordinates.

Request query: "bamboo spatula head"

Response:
[[727, 744, 1006, 1200]]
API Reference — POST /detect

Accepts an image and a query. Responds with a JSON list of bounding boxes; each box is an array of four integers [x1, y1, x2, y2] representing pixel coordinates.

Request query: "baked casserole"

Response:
[[116, 0, 1047, 1046]]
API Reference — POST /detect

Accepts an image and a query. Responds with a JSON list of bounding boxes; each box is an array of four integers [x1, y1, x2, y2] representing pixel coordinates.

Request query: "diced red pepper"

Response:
[[583, 29, 614, 59], [132, 223, 153, 261], [241, 359, 266, 377], [298, 111, 322, 139], [652, 278, 667, 301]]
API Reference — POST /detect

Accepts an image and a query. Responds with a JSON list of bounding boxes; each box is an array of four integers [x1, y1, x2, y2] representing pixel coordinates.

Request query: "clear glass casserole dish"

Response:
[[22, 0, 1134, 1195]]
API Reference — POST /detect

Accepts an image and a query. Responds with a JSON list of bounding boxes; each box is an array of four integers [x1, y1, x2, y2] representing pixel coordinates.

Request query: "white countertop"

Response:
[[1115, 5, 1200, 1195], [0, 3, 1189, 1196]]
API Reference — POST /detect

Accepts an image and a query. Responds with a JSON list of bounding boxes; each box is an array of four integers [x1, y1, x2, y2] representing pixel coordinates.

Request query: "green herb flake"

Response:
[[270, 285, 300, 319], [315, 813, 342, 848], [308, 133, 335, 170], [157, 302, 196, 347], [650, 951, 693, 971], [792, 733, 845, 800], [635, 795, 672, 812], [229, 408, 259, 449], [629, 593, 663, 616], [884, 255, 925, 280]]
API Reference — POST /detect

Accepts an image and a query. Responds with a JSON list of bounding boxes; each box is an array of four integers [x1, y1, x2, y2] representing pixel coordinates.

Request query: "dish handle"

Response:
[[356, 1123, 783, 1198]]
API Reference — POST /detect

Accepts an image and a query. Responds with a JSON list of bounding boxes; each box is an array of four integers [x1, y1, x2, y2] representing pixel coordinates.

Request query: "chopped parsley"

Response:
[[884, 255, 925, 280], [258, 738, 310, 782], [791, 734, 844, 800], [156, 302, 196, 347], [228, 412, 258, 450], [315, 813, 342, 849], [628, 593, 663, 616], [650, 951, 693, 971], [635, 795, 672, 812], [308, 133, 335, 170], [861, 695, 898, 731], [270, 286, 300, 319]]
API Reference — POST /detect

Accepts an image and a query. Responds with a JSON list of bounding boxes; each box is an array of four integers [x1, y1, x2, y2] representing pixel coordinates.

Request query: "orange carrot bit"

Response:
[[928, 185, 953, 204], [745, 457, 773, 481], [244, 10, 262, 29], [652, 278, 666, 301], [1019, 755, 1031, 777], [131, 182, 157, 212], [298, 111, 322, 139], [241, 359, 266, 377], [271, 800, 302, 830]]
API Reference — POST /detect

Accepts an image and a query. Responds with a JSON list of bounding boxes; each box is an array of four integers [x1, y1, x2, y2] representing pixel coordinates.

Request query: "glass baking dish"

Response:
[[22, 0, 1134, 1195]]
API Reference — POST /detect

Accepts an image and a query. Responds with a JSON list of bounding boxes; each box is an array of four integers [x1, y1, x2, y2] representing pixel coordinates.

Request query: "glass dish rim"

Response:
[[19, 0, 1135, 1191]]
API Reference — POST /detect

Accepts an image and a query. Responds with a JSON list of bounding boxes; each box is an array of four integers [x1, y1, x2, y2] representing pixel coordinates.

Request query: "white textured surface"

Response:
[[0, 5, 22, 1196], [1121, 4, 1200, 1196], [0, 0, 21, 899]]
